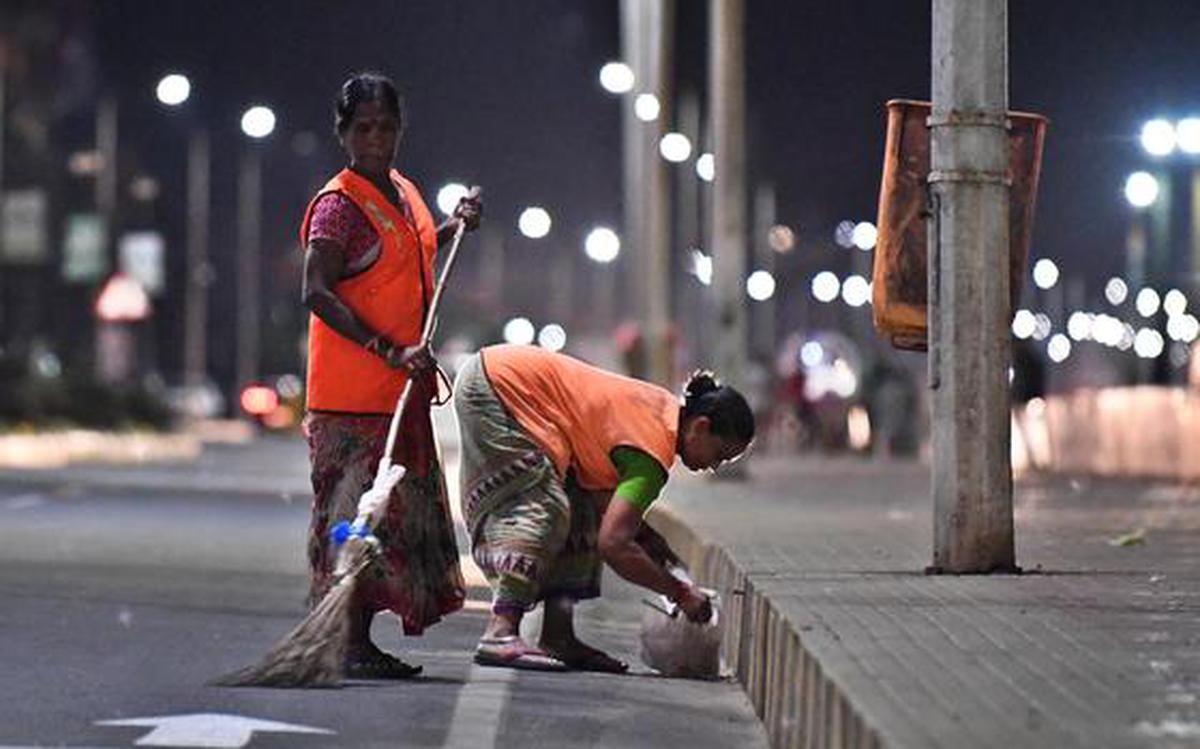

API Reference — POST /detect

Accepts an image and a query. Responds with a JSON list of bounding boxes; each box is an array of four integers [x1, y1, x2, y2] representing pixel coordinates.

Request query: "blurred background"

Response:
[[3, 0, 1200, 459]]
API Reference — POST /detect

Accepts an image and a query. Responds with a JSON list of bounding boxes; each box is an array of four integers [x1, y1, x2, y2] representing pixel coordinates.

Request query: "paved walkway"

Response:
[[654, 457, 1200, 749]]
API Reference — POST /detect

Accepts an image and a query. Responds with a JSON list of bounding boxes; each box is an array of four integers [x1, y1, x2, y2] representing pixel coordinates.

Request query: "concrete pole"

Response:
[[96, 95, 119, 265], [710, 0, 748, 390], [183, 129, 210, 387], [235, 148, 262, 395], [643, 0, 674, 385], [752, 182, 776, 361], [620, 0, 645, 331], [621, 0, 674, 384], [929, 0, 1015, 573]]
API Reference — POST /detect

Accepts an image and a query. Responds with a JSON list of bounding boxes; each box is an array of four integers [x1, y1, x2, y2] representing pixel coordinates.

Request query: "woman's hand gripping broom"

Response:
[[215, 189, 478, 688]]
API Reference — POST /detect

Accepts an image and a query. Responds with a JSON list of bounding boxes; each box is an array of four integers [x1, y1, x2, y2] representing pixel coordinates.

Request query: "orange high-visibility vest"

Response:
[[480, 344, 680, 490], [300, 168, 438, 414]]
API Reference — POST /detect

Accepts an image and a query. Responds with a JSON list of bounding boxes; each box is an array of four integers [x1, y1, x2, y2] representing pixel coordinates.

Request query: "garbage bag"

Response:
[[639, 587, 723, 680]]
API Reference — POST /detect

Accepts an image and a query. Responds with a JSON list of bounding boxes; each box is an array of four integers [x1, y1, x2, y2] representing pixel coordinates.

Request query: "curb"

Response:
[[647, 503, 883, 749], [0, 430, 201, 469]]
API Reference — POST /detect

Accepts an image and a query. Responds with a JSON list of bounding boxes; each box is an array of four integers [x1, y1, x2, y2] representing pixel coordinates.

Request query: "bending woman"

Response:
[[454, 344, 755, 672], [300, 72, 480, 678]]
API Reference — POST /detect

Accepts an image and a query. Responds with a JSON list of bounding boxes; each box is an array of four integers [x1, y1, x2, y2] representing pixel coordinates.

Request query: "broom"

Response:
[[216, 190, 477, 688]]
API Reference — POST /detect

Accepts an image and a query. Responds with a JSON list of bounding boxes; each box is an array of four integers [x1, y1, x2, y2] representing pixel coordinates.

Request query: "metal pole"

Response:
[[184, 129, 210, 387], [677, 90, 702, 364], [643, 0, 673, 385], [235, 148, 262, 396], [620, 0, 645, 332], [929, 0, 1015, 573], [710, 0, 748, 390]]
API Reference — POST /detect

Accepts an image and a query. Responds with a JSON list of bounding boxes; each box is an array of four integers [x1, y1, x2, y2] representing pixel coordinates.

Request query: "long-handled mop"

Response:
[[216, 192, 477, 688]]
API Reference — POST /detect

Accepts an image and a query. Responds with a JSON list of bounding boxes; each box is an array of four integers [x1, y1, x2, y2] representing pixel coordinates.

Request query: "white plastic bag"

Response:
[[638, 572, 723, 679]]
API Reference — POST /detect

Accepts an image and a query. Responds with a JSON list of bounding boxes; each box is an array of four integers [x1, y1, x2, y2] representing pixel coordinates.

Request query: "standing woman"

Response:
[[454, 344, 755, 671], [300, 72, 481, 678]]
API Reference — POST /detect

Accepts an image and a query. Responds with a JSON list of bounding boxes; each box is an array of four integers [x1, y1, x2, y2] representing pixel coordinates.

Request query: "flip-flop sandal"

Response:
[[345, 651, 423, 680], [474, 636, 568, 672], [562, 650, 629, 674]]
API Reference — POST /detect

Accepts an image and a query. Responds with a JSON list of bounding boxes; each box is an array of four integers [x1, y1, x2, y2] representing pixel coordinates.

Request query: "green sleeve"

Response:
[[611, 447, 668, 513]]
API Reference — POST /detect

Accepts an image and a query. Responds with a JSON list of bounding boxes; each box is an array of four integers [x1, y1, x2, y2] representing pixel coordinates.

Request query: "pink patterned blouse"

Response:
[[307, 192, 382, 276]]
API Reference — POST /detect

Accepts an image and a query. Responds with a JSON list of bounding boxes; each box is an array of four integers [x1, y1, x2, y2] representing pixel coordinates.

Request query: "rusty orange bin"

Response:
[[871, 99, 1048, 351]]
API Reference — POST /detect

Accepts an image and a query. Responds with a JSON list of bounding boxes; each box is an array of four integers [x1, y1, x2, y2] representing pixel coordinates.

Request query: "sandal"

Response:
[[345, 650, 423, 680], [561, 650, 629, 674], [474, 636, 568, 671], [541, 641, 629, 674]]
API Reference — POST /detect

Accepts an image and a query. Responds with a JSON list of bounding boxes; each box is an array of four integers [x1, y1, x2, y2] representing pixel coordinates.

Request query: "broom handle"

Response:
[[380, 192, 476, 462]]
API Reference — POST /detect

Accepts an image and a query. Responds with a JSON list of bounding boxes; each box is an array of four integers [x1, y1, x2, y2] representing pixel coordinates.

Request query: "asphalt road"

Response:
[[0, 436, 766, 749]]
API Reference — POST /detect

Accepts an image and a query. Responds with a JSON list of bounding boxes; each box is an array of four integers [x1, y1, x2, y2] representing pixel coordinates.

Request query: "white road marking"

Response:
[[440, 665, 515, 748], [95, 713, 333, 748]]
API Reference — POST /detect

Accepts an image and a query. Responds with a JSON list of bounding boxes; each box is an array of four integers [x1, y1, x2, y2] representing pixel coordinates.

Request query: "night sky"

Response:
[[86, 0, 1200, 379]]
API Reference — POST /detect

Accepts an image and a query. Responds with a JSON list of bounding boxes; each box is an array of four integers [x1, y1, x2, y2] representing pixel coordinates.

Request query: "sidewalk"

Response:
[[651, 457, 1200, 749]]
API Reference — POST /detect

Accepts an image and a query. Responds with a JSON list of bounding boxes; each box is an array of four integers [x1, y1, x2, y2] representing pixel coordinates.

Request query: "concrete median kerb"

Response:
[[647, 501, 883, 749]]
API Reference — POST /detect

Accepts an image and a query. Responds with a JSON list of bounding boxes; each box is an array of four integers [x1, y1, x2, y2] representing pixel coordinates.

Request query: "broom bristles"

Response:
[[213, 541, 373, 688]]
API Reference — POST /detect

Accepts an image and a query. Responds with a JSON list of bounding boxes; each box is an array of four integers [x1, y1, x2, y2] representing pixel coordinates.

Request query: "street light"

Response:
[[1136, 287, 1161, 317], [659, 132, 692, 163], [1047, 334, 1071, 363], [1032, 258, 1059, 290], [1124, 171, 1160, 208], [538, 323, 567, 351], [746, 270, 775, 301], [834, 220, 856, 248], [236, 105, 275, 397], [811, 271, 840, 303], [1164, 289, 1188, 317], [518, 206, 552, 239], [154, 73, 211, 390], [634, 93, 660, 122], [1178, 118, 1200, 154], [598, 62, 635, 95], [240, 105, 276, 139], [1104, 277, 1128, 305], [1135, 327, 1165, 358], [767, 224, 795, 253], [696, 152, 715, 182], [851, 221, 877, 251], [155, 74, 191, 106], [1011, 309, 1037, 339], [1140, 119, 1177, 157], [690, 248, 713, 286], [584, 227, 620, 263], [436, 182, 469, 216], [503, 317, 536, 345], [841, 274, 870, 307]]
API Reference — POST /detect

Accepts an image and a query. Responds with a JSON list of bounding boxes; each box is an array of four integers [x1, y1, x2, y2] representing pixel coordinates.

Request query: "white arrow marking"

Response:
[[96, 713, 334, 748]]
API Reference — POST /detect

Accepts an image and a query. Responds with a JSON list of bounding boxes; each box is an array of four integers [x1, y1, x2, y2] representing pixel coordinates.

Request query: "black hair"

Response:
[[334, 72, 404, 137], [680, 370, 755, 445]]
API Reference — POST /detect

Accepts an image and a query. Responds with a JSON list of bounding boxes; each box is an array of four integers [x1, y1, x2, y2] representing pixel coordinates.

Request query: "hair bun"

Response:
[[683, 370, 720, 400]]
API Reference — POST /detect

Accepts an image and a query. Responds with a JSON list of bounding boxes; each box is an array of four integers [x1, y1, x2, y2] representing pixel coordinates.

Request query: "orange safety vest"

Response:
[[300, 168, 438, 414], [480, 344, 680, 490]]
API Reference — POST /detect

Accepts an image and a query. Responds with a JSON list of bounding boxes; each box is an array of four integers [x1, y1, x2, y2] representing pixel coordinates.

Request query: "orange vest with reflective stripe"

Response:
[[300, 168, 438, 414], [480, 344, 680, 490]]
